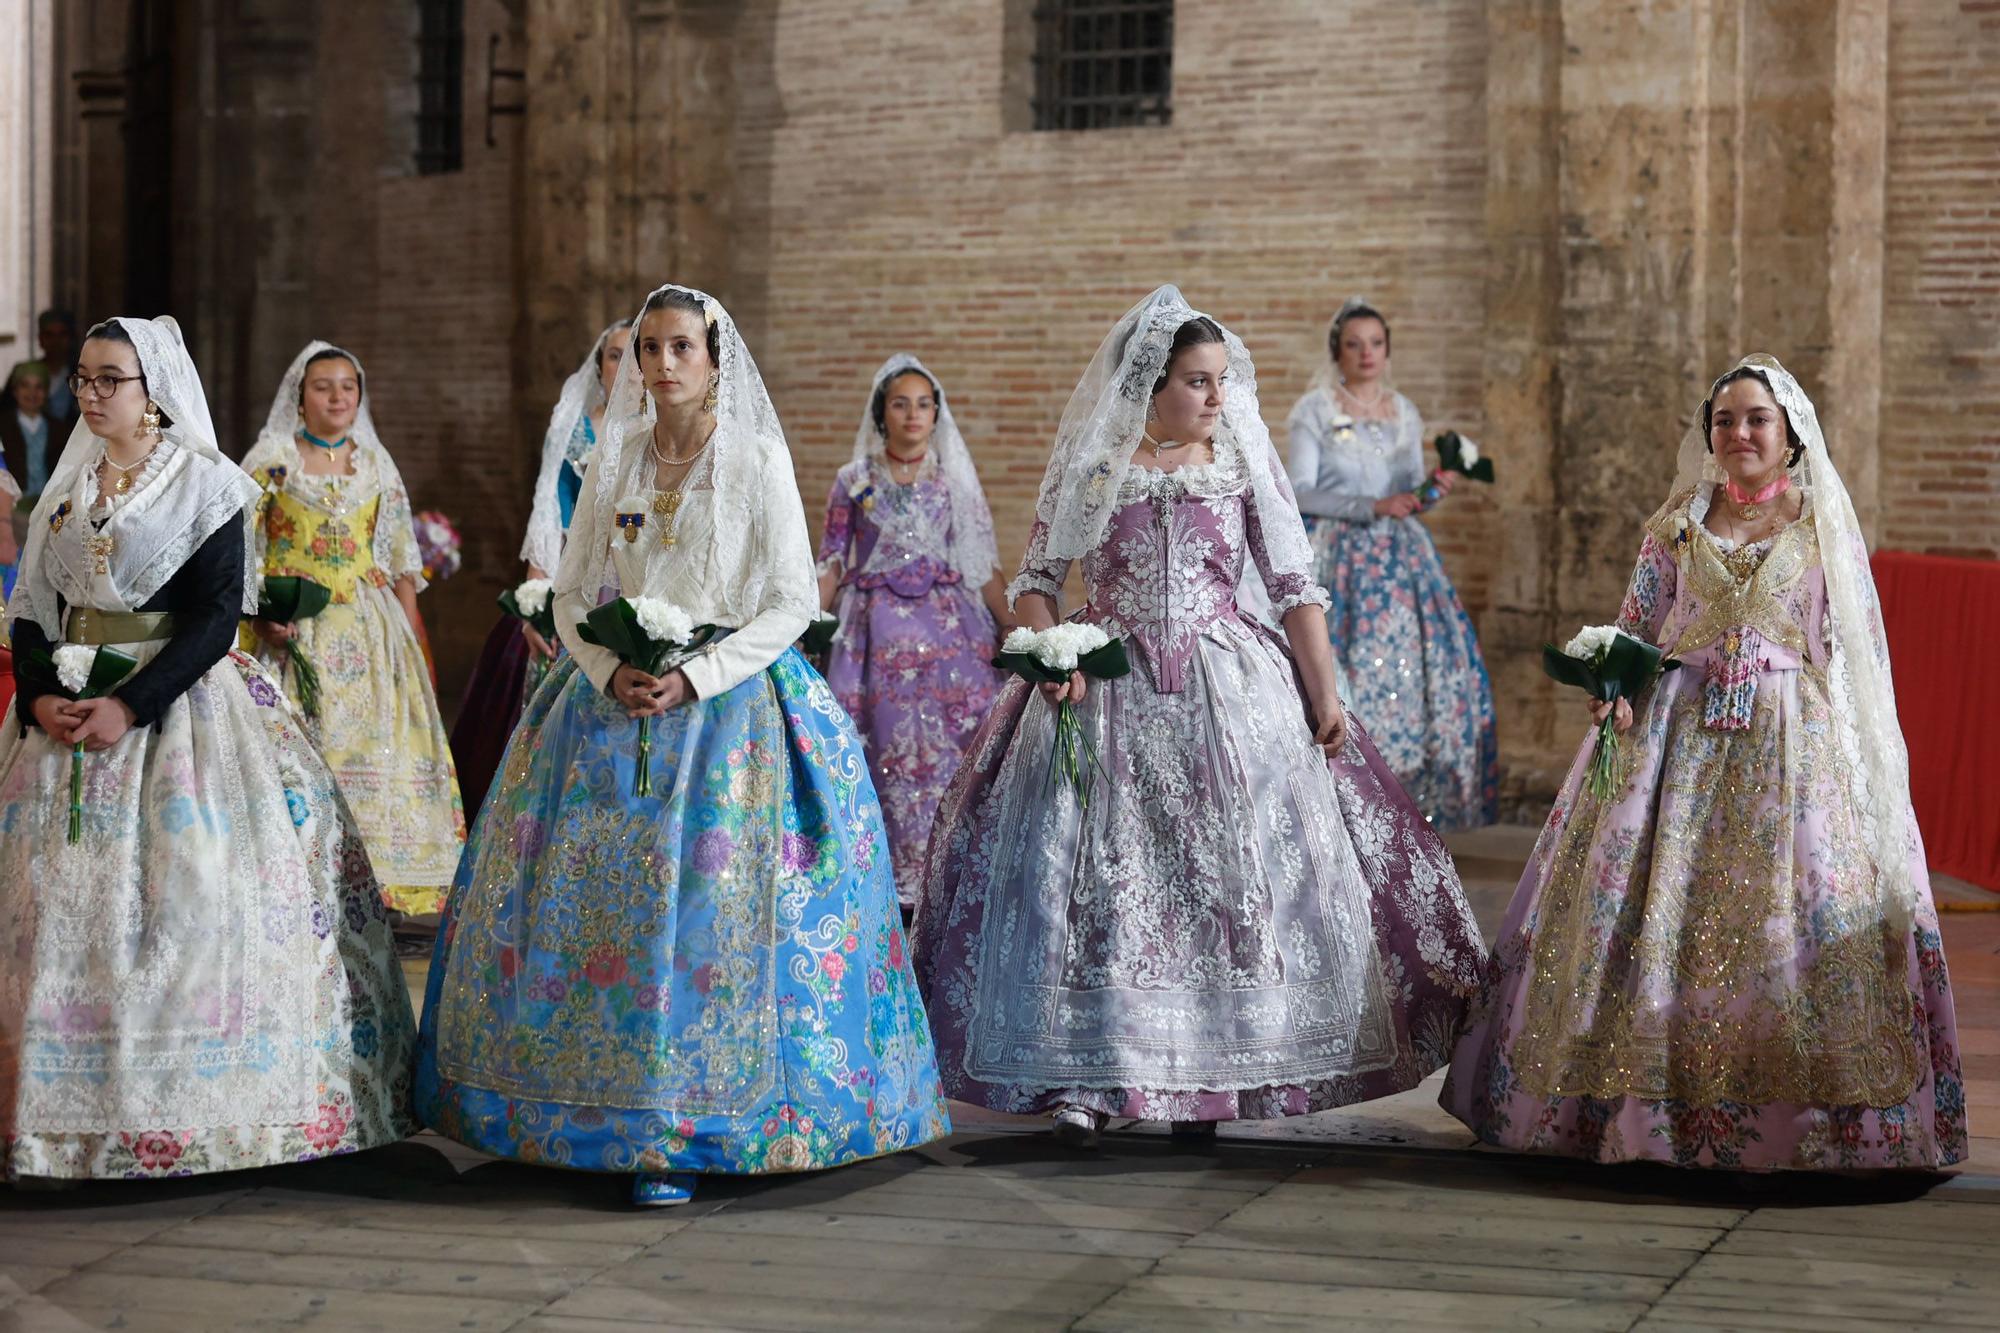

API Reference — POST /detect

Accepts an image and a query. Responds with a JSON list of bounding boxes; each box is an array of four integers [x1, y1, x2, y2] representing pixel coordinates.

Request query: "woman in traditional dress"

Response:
[[416, 284, 950, 1208], [450, 321, 630, 821], [817, 355, 1008, 906], [0, 316, 415, 1181], [1443, 354, 1966, 1170], [912, 286, 1486, 1146], [244, 343, 465, 919], [1287, 298, 1496, 829]]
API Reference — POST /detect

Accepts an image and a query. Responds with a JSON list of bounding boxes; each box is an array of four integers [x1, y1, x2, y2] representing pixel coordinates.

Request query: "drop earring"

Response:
[[703, 373, 719, 413], [140, 400, 162, 437]]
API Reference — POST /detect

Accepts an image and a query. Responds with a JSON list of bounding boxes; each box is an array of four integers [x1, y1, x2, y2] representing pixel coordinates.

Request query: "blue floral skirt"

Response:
[[415, 648, 951, 1175], [1307, 514, 1498, 830]]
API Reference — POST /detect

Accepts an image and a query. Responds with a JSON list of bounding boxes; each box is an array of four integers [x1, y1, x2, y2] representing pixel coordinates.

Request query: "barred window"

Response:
[[415, 0, 464, 175], [1032, 0, 1173, 131]]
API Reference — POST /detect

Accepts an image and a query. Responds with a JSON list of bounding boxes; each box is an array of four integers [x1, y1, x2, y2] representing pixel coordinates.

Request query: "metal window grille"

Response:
[[415, 0, 464, 175], [1031, 0, 1173, 131]]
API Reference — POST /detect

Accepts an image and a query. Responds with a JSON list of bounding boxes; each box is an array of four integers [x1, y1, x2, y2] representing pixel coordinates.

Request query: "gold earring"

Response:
[[140, 400, 162, 436], [703, 374, 719, 413]]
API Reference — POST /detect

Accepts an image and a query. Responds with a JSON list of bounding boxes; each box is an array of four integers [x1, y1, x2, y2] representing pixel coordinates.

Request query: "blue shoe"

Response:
[[631, 1171, 697, 1207]]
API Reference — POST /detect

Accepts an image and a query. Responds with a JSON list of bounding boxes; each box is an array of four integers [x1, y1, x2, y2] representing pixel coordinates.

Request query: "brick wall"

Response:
[[726, 0, 1495, 612], [302, 0, 524, 699], [1880, 1, 2000, 559]]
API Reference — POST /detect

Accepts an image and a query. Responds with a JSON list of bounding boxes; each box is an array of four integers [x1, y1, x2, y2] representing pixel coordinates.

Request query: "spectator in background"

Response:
[[37, 309, 79, 424], [0, 361, 63, 495]]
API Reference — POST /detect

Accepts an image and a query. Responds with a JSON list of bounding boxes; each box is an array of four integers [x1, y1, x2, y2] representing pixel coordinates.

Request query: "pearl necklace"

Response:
[[1336, 380, 1390, 416], [100, 444, 157, 496], [651, 420, 710, 467]]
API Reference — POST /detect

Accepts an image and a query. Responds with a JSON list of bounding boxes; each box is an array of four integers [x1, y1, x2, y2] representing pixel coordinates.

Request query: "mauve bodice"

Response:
[[1013, 453, 1324, 693]]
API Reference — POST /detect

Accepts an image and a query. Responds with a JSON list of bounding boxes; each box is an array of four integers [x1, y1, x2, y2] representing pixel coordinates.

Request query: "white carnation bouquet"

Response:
[[20, 641, 141, 842], [993, 622, 1131, 808], [574, 594, 716, 795]]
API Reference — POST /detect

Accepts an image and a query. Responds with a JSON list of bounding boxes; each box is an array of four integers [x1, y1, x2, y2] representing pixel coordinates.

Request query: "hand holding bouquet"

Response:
[[21, 643, 140, 842], [256, 574, 332, 717], [1542, 625, 1680, 800], [574, 596, 716, 796], [499, 577, 558, 684], [992, 623, 1130, 809], [1414, 432, 1494, 510]]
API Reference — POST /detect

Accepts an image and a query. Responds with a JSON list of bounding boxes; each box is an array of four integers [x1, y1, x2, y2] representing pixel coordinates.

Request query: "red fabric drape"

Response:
[[0, 645, 13, 718], [1872, 550, 2000, 892]]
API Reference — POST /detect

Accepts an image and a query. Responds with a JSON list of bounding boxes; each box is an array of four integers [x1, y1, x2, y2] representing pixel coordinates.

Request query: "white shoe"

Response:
[[1052, 1105, 1103, 1149]]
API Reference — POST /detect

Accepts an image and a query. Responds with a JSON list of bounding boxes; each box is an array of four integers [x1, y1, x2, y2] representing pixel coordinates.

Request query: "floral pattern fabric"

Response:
[[253, 470, 465, 912], [0, 648, 416, 1179], [1441, 487, 1967, 1169], [415, 648, 951, 1175], [913, 455, 1486, 1120], [819, 462, 1002, 904]]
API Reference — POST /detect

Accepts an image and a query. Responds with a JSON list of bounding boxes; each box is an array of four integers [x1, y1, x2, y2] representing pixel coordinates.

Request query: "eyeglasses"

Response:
[[68, 372, 144, 400]]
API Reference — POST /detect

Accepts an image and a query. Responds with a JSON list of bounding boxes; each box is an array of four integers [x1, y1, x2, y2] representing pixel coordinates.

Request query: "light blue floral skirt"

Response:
[[415, 648, 950, 1175], [1307, 514, 1498, 830]]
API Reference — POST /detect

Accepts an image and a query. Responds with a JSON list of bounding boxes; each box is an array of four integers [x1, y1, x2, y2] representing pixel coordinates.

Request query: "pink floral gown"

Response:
[[1442, 485, 1966, 1169]]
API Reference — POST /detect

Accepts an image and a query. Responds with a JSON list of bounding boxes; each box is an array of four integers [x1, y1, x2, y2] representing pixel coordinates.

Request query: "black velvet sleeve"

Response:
[[115, 514, 247, 729], [11, 615, 54, 733]]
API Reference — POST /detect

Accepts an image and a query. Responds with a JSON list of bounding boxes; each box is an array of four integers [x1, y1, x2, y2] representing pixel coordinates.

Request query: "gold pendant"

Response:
[[114, 474, 132, 495], [83, 534, 114, 575], [623, 525, 640, 544], [653, 491, 683, 548], [1740, 503, 1763, 522]]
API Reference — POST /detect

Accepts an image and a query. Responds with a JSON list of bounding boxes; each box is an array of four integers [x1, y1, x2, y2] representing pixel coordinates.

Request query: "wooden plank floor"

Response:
[[5, 829, 1998, 1332]]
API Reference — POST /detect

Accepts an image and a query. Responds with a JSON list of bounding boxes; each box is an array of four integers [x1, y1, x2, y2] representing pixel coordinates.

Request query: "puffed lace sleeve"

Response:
[[1006, 515, 1071, 609], [372, 453, 427, 588], [1246, 445, 1332, 618]]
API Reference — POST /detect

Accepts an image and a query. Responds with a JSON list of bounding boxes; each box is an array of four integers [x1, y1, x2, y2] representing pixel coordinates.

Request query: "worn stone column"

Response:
[[1481, 0, 1887, 796]]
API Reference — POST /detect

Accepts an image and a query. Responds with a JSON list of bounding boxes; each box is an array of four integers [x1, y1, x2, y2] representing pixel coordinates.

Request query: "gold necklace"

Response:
[[101, 445, 157, 495]]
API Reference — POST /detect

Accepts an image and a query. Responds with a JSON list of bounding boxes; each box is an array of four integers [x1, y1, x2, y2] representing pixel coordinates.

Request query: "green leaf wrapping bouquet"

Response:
[[1542, 625, 1681, 801], [19, 643, 140, 842], [257, 575, 332, 718]]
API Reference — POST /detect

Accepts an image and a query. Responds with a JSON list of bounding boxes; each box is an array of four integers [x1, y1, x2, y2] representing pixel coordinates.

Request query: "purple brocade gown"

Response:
[[1442, 489, 1967, 1169], [911, 453, 1487, 1121], [820, 463, 1003, 905]]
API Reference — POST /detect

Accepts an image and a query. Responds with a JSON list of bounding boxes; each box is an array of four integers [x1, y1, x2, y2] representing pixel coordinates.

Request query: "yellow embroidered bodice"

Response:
[[256, 477, 386, 603]]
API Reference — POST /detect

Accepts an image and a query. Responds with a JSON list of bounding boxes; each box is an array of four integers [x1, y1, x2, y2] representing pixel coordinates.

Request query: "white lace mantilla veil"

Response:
[[1023, 284, 1316, 582], [847, 353, 999, 586], [1652, 352, 1923, 928], [553, 283, 817, 627], [520, 322, 621, 573], [7, 315, 260, 641], [239, 340, 426, 588]]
